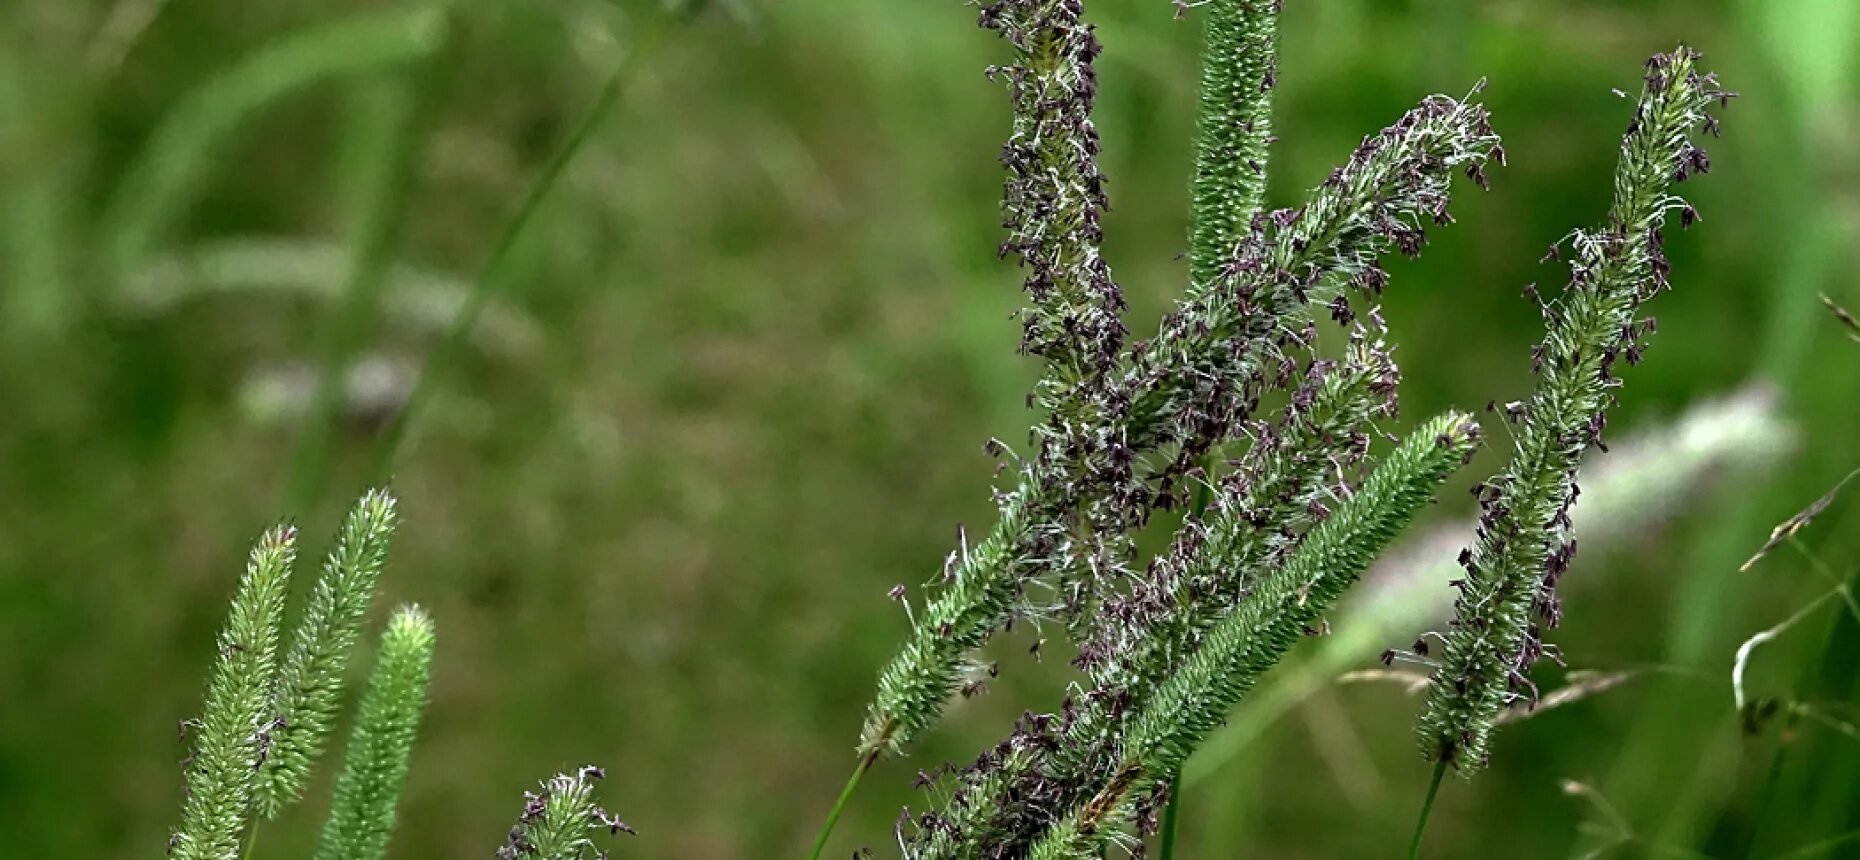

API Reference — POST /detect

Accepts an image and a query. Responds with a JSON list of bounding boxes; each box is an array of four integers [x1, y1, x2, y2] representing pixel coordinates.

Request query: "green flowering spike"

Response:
[[984, 0, 1126, 383], [1121, 89, 1499, 458], [256, 488, 399, 817], [859, 488, 1036, 757], [312, 605, 435, 860], [909, 336, 1400, 860], [1416, 47, 1731, 772], [1091, 327, 1399, 695], [1187, 0, 1280, 292], [497, 766, 634, 860], [172, 527, 298, 860], [1028, 413, 1483, 859]]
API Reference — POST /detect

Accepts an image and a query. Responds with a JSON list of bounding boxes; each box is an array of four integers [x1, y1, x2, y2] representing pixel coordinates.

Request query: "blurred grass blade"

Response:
[[0, 22, 78, 335], [285, 15, 453, 514], [368, 6, 694, 479], [1741, 468, 1860, 572], [123, 238, 540, 358], [98, 6, 447, 284], [1822, 293, 1860, 343]]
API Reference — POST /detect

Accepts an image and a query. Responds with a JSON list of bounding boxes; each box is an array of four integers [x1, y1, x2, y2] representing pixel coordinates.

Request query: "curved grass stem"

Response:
[[808, 748, 878, 860], [369, 7, 691, 480], [1406, 758, 1449, 860]]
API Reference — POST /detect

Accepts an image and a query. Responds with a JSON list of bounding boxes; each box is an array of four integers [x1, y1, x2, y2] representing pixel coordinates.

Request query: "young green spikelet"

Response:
[[171, 527, 297, 860], [860, 489, 1039, 756], [256, 489, 398, 816], [1416, 47, 1732, 771], [496, 766, 634, 860], [1024, 414, 1483, 858], [312, 605, 435, 860], [1186, 0, 1280, 292]]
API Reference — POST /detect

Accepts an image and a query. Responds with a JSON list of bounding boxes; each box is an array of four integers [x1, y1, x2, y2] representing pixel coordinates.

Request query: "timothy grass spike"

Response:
[[1187, 0, 1281, 292], [909, 332, 1401, 860], [859, 488, 1038, 756], [256, 488, 399, 816], [312, 605, 435, 860], [1416, 46, 1732, 772], [171, 527, 298, 860], [496, 766, 634, 860]]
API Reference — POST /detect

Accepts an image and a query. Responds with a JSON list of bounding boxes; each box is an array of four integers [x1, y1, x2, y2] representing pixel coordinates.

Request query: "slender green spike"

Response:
[[1188, 0, 1281, 293], [256, 489, 399, 817], [312, 606, 435, 860], [1417, 47, 1731, 773], [171, 527, 298, 860], [859, 488, 1037, 757]]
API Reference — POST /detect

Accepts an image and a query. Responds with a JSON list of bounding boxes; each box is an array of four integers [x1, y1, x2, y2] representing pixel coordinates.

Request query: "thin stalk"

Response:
[[808, 749, 878, 860], [1158, 774, 1184, 860], [284, 12, 454, 515], [368, 8, 690, 480], [1406, 759, 1448, 860], [1746, 538, 1860, 857]]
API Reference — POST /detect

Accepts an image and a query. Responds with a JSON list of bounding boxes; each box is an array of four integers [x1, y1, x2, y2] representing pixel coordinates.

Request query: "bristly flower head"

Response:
[[1084, 322, 1401, 694], [1417, 46, 1731, 772], [496, 765, 635, 860], [982, 0, 1127, 386], [1116, 86, 1500, 479], [907, 326, 1410, 860], [1187, 0, 1281, 293], [257, 488, 399, 817], [172, 526, 297, 860], [312, 605, 436, 860], [855, 0, 1500, 766]]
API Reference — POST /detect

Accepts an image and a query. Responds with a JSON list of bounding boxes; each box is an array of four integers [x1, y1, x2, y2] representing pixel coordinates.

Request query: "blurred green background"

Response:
[[2, 0, 1858, 856]]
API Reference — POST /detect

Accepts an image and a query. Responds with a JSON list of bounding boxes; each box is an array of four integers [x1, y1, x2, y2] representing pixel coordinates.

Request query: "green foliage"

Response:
[[173, 527, 297, 860], [1416, 46, 1733, 772], [312, 605, 435, 860], [257, 489, 399, 817]]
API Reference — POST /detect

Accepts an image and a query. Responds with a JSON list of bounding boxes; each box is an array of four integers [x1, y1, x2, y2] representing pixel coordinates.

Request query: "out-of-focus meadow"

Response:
[[2, 0, 1858, 856]]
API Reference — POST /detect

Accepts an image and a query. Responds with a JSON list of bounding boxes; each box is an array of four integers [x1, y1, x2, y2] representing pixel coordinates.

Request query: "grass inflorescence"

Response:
[[1416, 46, 1733, 773]]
